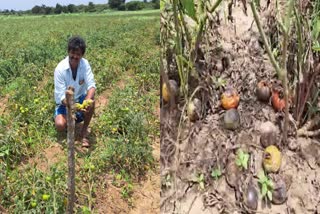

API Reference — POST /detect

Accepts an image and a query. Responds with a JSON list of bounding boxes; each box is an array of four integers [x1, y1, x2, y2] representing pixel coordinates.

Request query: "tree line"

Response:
[[0, 0, 160, 16]]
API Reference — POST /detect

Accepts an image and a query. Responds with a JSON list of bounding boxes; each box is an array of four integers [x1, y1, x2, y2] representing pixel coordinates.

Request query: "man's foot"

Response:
[[82, 137, 90, 147], [80, 128, 90, 147]]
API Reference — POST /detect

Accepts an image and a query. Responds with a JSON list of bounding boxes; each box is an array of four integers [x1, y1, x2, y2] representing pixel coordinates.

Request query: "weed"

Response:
[[235, 149, 250, 170], [211, 167, 222, 180], [258, 171, 273, 202], [196, 173, 205, 190]]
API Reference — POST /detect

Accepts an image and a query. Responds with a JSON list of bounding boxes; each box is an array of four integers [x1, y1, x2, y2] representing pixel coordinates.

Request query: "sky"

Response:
[[0, 0, 108, 11]]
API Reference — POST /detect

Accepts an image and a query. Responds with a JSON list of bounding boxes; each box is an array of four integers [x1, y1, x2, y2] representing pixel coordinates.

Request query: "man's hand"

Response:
[[83, 99, 94, 112], [74, 99, 94, 112]]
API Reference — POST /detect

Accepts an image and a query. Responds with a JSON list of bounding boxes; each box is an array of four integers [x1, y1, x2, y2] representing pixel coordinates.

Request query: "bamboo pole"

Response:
[[66, 86, 75, 214]]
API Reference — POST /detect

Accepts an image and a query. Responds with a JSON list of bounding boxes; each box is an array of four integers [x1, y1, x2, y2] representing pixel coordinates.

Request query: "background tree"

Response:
[[109, 0, 125, 9], [67, 4, 76, 13], [54, 3, 62, 14], [62, 6, 68, 13], [152, 0, 160, 9], [86, 2, 96, 12], [44, 6, 52, 14], [31, 5, 41, 14], [126, 1, 144, 11]]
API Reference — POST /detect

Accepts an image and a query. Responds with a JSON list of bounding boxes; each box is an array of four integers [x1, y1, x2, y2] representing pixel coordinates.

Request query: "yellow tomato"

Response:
[[263, 145, 282, 173]]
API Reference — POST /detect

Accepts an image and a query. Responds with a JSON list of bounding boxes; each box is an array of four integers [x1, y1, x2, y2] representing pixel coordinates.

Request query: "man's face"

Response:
[[68, 49, 83, 68]]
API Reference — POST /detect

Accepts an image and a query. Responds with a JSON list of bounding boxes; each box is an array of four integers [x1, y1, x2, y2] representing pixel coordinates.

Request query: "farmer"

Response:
[[54, 36, 96, 147]]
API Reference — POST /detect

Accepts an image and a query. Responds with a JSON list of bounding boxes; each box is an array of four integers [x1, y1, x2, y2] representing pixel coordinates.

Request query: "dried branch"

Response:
[[66, 86, 75, 214]]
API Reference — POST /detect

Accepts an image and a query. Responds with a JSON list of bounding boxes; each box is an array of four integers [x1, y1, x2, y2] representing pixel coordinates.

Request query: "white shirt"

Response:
[[54, 56, 96, 105]]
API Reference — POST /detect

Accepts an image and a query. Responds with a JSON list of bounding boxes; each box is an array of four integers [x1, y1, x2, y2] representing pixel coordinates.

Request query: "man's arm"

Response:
[[84, 60, 96, 100], [86, 87, 96, 100], [54, 69, 67, 105]]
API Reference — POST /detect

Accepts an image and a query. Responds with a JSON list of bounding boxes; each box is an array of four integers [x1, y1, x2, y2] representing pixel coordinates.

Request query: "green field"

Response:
[[0, 10, 160, 213]]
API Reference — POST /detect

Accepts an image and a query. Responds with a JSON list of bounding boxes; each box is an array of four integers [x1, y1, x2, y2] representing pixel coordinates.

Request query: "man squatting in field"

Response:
[[54, 36, 96, 147]]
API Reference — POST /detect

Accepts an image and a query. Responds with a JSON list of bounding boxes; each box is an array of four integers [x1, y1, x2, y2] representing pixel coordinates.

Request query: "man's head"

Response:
[[68, 36, 86, 68]]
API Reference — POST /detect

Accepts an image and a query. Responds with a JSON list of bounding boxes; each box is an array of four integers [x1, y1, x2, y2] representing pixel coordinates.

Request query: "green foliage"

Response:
[[181, 0, 196, 20], [197, 173, 205, 190], [118, 3, 126, 11], [258, 171, 274, 201], [211, 167, 222, 180], [162, 173, 172, 188], [1, 164, 66, 212], [109, 0, 125, 9], [86, 2, 96, 12], [126, 1, 145, 11], [235, 149, 250, 170], [95, 82, 156, 177]]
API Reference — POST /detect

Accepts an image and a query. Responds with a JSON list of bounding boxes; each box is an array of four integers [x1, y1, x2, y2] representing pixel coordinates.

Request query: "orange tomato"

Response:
[[271, 90, 285, 112], [221, 88, 240, 109]]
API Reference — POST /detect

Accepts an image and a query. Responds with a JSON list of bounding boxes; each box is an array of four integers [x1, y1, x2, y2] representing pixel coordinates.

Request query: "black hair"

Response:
[[68, 36, 86, 55]]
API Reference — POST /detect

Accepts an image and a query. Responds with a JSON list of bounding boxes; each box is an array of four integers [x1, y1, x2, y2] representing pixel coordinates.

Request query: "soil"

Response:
[[0, 95, 8, 116], [27, 142, 64, 172], [160, 1, 320, 214]]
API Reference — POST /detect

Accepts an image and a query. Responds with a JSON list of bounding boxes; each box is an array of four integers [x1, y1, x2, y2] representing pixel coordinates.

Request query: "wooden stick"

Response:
[[66, 86, 75, 214]]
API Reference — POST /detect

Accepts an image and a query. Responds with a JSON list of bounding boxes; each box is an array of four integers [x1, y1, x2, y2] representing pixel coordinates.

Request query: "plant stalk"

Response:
[[172, 0, 187, 98], [250, 0, 291, 144]]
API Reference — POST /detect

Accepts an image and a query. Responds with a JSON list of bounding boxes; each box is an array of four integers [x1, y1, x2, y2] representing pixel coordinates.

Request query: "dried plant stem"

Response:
[[194, 0, 223, 62], [172, 0, 187, 98], [297, 116, 320, 137], [250, 0, 290, 144], [250, 1, 281, 77], [293, 5, 304, 121], [298, 129, 320, 137], [297, 63, 320, 125]]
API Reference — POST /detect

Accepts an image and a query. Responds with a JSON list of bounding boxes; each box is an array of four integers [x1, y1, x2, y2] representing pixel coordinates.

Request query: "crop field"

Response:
[[0, 10, 160, 213]]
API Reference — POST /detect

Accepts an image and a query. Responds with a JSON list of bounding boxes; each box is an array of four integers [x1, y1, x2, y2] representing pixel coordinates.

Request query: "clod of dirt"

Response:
[[259, 121, 277, 148], [288, 138, 299, 151], [226, 154, 242, 188], [299, 138, 320, 169], [263, 145, 282, 173], [162, 80, 178, 103], [244, 180, 258, 211], [256, 80, 271, 102], [270, 175, 289, 205], [216, 60, 224, 72], [221, 88, 240, 110], [187, 98, 202, 122], [224, 108, 240, 130]]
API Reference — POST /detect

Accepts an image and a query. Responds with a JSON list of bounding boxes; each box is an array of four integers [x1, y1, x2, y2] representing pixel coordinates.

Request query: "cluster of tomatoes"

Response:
[[222, 80, 286, 112], [161, 79, 286, 125]]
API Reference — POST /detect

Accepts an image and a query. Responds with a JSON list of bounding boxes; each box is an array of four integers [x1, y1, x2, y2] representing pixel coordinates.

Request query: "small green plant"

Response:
[[235, 149, 250, 170], [121, 183, 134, 199], [197, 173, 205, 190], [212, 76, 227, 89], [258, 171, 273, 201], [162, 173, 172, 188], [211, 167, 222, 180]]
